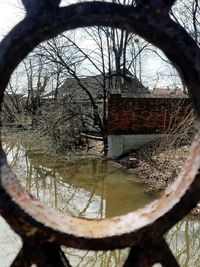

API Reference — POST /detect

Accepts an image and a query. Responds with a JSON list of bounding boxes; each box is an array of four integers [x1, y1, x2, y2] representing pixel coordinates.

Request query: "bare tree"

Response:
[[171, 0, 200, 45], [36, 21, 149, 155], [23, 56, 49, 116], [1, 71, 25, 125]]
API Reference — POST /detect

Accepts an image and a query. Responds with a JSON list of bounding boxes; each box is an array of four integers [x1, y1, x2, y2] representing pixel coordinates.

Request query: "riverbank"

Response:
[[116, 134, 200, 215], [1, 128, 103, 162], [117, 140, 189, 191]]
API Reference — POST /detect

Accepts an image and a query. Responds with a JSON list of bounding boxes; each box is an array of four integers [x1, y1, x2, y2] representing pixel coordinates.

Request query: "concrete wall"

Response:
[[108, 134, 165, 158], [108, 93, 191, 158]]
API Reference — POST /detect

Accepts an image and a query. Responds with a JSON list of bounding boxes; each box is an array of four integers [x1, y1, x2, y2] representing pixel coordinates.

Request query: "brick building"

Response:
[[108, 92, 191, 158]]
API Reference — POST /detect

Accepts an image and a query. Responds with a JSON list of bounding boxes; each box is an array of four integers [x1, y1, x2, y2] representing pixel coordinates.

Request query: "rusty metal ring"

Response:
[[0, 0, 200, 254]]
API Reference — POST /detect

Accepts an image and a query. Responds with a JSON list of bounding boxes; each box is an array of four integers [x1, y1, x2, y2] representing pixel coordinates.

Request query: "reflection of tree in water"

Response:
[[5, 140, 145, 219], [4, 140, 105, 218], [166, 218, 200, 267], [4, 139, 200, 267], [3, 139, 130, 266], [62, 247, 128, 267], [3, 141, 23, 166]]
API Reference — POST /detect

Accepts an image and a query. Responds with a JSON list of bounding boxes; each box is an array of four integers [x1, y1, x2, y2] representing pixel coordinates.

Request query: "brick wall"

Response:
[[108, 93, 192, 135]]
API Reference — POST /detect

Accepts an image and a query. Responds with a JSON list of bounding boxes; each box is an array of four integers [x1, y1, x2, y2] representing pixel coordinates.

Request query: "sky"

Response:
[[0, 0, 71, 37], [0, 0, 24, 37], [0, 0, 181, 89]]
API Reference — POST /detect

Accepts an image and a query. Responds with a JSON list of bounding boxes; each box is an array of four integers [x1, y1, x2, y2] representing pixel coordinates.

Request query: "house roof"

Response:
[[152, 88, 187, 96], [52, 71, 148, 101]]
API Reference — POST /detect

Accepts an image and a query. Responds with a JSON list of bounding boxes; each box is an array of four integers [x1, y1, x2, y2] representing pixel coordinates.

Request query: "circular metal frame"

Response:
[[0, 1, 200, 265]]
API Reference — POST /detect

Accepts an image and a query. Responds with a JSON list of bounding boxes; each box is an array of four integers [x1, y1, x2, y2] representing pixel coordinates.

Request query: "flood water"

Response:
[[1, 137, 200, 267]]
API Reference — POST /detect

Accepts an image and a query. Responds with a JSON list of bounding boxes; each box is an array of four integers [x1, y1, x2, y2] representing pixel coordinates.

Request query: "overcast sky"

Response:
[[0, 0, 75, 37], [0, 0, 23, 37]]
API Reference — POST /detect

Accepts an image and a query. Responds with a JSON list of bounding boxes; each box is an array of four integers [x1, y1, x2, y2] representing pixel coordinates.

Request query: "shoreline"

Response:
[[1, 128, 103, 162], [116, 137, 200, 216]]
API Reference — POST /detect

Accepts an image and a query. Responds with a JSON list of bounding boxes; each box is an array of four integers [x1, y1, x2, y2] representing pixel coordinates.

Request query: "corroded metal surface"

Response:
[[0, 0, 200, 266]]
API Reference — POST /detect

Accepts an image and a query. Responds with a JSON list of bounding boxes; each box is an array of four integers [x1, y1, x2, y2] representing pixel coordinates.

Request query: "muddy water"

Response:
[[1, 138, 200, 266]]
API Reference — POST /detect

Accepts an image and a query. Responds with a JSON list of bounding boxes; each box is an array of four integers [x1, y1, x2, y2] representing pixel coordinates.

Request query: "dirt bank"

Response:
[[118, 141, 189, 190], [117, 135, 200, 215]]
